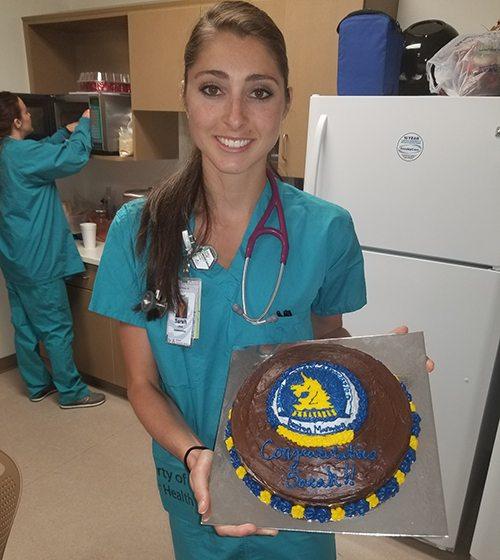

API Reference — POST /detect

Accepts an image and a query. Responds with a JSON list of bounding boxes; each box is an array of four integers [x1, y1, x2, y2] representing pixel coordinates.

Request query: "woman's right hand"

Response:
[[188, 449, 278, 537]]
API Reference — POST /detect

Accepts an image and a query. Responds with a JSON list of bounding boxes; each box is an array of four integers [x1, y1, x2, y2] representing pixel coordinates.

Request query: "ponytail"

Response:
[[136, 148, 210, 319]]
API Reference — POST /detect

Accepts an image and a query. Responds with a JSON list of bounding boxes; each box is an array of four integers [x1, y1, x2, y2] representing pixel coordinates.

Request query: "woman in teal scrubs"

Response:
[[91, 1, 376, 557], [0, 91, 105, 409]]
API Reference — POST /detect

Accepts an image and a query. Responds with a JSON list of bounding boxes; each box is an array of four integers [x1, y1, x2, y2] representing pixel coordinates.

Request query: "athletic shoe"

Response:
[[59, 392, 106, 409], [29, 385, 57, 402]]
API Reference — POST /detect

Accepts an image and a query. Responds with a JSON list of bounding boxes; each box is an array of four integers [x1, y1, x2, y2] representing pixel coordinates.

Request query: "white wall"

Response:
[[397, 0, 499, 33]]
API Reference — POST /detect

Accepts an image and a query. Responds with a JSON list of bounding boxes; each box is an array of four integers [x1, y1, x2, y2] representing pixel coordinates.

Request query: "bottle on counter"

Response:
[[89, 198, 111, 242]]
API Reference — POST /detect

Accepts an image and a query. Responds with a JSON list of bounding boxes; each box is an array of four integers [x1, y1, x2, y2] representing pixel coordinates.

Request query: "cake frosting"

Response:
[[225, 342, 421, 522]]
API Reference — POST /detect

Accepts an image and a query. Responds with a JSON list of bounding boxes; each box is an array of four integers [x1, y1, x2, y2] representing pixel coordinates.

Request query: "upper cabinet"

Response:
[[23, 0, 398, 173], [24, 14, 130, 95], [129, 5, 201, 111]]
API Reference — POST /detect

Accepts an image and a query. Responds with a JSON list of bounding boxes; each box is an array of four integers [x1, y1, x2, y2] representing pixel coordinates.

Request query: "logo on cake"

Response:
[[266, 361, 368, 447]]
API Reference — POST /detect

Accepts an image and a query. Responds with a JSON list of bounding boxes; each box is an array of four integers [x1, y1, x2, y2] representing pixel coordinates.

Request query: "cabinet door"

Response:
[[67, 285, 114, 384], [200, 1, 284, 23], [279, 0, 364, 178], [129, 5, 200, 111]]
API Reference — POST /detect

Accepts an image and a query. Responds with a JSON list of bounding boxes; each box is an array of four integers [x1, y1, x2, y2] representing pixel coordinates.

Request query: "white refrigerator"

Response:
[[303, 96, 500, 551]]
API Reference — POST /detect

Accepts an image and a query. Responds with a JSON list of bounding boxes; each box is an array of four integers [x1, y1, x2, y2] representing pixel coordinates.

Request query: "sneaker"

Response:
[[29, 385, 57, 402], [59, 392, 106, 409]]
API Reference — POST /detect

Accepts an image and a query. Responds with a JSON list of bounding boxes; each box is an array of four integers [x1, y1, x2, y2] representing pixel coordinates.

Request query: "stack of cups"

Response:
[[80, 223, 97, 249]]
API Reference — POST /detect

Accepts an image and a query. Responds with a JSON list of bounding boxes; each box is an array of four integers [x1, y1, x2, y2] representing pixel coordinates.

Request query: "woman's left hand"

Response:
[[391, 325, 435, 373]]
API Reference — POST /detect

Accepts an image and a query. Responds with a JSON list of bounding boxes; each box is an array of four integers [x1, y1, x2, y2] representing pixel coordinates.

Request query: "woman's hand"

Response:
[[188, 448, 278, 537], [65, 121, 79, 133], [391, 325, 435, 373]]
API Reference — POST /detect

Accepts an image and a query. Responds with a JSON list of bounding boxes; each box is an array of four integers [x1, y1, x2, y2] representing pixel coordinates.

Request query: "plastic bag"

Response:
[[426, 30, 500, 96], [119, 115, 134, 157]]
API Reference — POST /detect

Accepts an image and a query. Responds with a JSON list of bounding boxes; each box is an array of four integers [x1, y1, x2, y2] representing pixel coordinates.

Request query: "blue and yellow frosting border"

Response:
[[226, 382, 420, 523]]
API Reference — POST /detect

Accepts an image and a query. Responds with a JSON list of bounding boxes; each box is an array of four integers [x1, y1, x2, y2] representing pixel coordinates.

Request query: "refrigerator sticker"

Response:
[[397, 133, 424, 161]]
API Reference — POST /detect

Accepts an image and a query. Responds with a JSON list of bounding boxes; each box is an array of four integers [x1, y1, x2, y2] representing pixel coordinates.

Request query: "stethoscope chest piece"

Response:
[[141, 289, 167, 316]]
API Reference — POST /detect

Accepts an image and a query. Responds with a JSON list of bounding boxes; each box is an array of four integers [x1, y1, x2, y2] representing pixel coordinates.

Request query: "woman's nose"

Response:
[[223, 97, 246, 129]]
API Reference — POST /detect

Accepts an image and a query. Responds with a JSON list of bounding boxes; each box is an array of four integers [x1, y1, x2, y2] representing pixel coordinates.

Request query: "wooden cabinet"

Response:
[[129, 6, 200, 112], [128, 5, 202, 160], [63, 266, 127, 390], [24, 15, 130, 95], [67, 284, 115, 385]]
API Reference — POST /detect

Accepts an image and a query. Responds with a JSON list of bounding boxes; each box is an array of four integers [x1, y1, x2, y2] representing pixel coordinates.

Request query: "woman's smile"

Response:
[[215, 135, 254, 151]]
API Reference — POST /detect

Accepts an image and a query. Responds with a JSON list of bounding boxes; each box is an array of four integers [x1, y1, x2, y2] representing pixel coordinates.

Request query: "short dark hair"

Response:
[[0, 92, 21, 141]]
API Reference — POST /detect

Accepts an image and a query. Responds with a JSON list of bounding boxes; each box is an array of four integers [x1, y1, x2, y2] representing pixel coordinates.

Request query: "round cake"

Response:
[[225, 343, 421, 523]]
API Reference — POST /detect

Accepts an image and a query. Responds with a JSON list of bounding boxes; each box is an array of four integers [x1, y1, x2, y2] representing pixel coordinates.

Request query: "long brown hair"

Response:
[[0, 92, 20, 142], [136, 1, 290, 320]]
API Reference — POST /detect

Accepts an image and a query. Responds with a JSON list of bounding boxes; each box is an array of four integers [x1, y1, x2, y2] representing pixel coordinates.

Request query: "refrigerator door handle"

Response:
[[304, 114, 328, 197]]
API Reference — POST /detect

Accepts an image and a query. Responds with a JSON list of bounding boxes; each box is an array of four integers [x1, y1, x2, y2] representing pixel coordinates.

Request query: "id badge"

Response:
[[166, 278, 201, 346]]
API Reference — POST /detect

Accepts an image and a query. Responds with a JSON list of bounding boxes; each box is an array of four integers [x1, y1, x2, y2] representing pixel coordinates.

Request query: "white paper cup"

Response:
[[80, 222, 97, 249]]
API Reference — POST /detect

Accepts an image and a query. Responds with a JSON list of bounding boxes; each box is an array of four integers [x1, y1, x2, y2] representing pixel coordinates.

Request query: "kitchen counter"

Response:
[[76, 240, 104, 265]]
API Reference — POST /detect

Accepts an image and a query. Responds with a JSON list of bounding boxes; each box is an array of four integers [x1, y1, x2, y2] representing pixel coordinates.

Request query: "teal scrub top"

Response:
[[0, 119, 91, 286], [89, 178, 366, 521]]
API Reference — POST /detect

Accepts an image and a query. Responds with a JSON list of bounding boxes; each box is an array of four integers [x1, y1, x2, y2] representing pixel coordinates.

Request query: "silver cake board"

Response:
[[204, 332, 448, 537]]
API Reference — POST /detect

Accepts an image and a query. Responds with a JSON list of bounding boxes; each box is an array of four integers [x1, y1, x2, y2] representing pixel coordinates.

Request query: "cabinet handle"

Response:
[[281, 133, 288, 162]]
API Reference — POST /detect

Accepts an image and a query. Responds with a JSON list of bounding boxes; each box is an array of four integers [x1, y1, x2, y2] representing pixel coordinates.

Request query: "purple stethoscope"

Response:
[[232, 169, 289, 325]]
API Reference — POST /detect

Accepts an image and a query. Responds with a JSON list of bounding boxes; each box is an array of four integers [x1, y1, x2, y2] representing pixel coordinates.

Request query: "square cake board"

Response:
[[203, 331, 448, 537]]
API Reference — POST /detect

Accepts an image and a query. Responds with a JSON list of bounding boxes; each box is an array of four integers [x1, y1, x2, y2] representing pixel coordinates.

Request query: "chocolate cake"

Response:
[[225, 342, 421, 522]]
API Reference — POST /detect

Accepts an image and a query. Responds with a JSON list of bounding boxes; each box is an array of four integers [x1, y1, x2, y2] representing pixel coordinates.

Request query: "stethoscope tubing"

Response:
[[245, 170, 289, 264], [237, 169, 289, 325], [239, 259, 285, 324]]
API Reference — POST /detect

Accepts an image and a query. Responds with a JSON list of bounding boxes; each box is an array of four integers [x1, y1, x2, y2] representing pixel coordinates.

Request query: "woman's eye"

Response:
[[251, 88, 272, 100], [201, 84, 222, 97]]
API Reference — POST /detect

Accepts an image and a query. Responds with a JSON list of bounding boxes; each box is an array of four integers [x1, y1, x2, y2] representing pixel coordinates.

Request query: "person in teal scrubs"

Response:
[[89, 2, 413, 558], [0, 91, 105, 409]]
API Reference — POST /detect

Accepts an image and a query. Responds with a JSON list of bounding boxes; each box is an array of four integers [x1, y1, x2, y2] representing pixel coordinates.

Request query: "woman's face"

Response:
[[184, 31, 289, 179]]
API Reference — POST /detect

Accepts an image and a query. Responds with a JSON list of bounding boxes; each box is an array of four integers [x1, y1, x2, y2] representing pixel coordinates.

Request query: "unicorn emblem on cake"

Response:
[[290, 373, 338, 418], [267, 361, 368, 447]]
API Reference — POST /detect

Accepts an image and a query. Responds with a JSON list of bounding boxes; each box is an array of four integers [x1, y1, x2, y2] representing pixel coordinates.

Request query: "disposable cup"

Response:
[[80, 222, 97, 249]]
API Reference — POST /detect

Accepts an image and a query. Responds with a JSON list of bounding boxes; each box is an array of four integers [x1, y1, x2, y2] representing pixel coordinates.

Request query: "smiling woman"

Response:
[[89, 2, 366, 559], [184, 32, 289, 179]]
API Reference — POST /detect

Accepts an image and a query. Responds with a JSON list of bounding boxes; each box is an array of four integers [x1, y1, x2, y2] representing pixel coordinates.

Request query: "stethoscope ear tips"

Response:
[[232, 303, 244, 316]]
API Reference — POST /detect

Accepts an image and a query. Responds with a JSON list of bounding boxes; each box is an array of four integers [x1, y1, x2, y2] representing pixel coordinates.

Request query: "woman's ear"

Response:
[[13, 118, 22, 130]]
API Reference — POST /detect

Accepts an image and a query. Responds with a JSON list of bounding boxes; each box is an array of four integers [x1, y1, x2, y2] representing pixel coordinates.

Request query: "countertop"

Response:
[[76, 240, 104, 266]]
